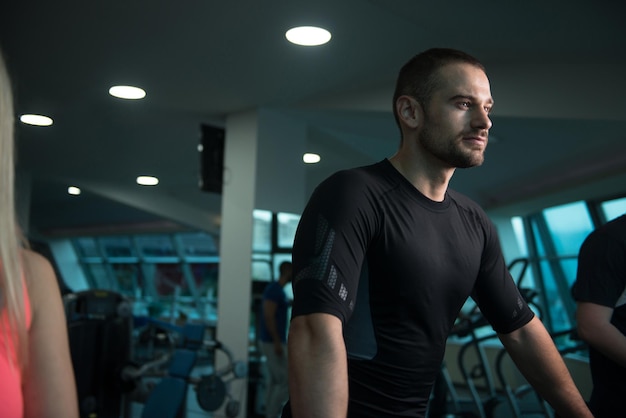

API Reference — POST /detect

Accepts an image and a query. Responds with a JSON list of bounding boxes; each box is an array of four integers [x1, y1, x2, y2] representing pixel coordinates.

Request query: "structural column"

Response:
[[215, 110, 259, 416], [215, 108, 310, 416]]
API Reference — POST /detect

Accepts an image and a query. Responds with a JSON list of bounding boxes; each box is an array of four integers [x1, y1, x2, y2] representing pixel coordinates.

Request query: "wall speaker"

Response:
[[199, 124, 225, 194]]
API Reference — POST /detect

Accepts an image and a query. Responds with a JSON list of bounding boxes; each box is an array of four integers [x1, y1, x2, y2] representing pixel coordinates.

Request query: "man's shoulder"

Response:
[[447, 188, 486, 214], [601, 214, 626, 241], [326, 160, 387, 182], [446, 189, 495, 234], [317, 160, 395, 195], [584, 214, 626, 246]]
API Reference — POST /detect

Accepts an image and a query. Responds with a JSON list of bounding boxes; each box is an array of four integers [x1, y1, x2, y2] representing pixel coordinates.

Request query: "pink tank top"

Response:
[[0, 278, 32, 418]]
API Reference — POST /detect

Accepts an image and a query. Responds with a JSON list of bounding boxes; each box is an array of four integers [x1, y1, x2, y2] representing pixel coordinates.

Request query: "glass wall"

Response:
[[511, 195, 626, 338], [69, 210, 300, 328], [601, 196, 626, 222], [249, 210, 299, 344], [73, 231, 220, 324]]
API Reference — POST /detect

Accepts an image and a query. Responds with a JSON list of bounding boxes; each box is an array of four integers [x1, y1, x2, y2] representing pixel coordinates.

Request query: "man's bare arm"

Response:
[[498, 316, 592, 418], [287, 313, 347, 418], [577, 301, 626, 368]]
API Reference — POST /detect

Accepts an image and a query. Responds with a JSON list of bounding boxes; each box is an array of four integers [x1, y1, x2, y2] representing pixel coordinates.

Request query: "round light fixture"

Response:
[[109, 85, 146, 100], [136, 175, 159, 186], [303, 153, 321, 164], [67, 186, 81, 196], [20, 114, 53, 126], [286, 26, 331, 46]]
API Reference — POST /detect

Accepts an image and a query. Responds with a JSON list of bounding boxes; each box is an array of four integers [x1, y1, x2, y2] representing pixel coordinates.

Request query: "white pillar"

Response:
[[215, 110, 258, 417], [215, 108, 311, 416]]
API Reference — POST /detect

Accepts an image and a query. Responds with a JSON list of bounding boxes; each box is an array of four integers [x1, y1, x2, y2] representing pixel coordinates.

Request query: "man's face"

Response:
[[417, 63, 493, 168]]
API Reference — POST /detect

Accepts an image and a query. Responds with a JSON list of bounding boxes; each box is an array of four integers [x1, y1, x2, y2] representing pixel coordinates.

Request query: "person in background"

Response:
[[282, 48, 592, 418], [259, 261, 293, 418], [0, 48, 79, 418], [573, 213, 626, 417]]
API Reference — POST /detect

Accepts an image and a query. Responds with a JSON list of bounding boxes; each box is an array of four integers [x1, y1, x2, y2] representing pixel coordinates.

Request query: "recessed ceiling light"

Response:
[[136, 175, 159, 186], [286, 26, 332, 46], [109, 85, 146, 100], [303, 153, 321, 164], [20, 114, 53, 126], [67, 186, 81, 196]]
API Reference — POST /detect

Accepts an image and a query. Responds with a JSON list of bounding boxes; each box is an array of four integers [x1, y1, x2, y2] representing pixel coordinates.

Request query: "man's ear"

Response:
[[396, 96, 421, 128]]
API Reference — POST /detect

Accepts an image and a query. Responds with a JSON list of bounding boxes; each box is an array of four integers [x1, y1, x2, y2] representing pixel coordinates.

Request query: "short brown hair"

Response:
[[392, 48, 486, 128]]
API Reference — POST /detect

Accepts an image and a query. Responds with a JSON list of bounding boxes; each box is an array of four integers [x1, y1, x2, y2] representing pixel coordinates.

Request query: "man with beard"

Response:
[[281, 48, 592, 418]]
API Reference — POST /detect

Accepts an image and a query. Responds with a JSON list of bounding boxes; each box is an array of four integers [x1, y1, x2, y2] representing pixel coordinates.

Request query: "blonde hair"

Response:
[[0, 49, 27, 368]]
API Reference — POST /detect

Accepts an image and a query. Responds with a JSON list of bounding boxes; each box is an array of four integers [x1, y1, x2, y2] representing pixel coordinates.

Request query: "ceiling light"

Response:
[[303, 153, 321, 164], [136, 175, 159, 186], [67, 186, 81, 196], [109, 85, 146, 100], [286, 26, 332, 46], [20, 114, 53, 126]]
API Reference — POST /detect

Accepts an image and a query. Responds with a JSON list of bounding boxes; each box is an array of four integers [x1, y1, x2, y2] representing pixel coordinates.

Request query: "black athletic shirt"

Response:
[[572, 214, 626, 417], [284, 159, 534, 417]]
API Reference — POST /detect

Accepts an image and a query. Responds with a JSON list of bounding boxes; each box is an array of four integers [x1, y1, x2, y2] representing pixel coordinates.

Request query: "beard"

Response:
[[418, 120, 486, 169]]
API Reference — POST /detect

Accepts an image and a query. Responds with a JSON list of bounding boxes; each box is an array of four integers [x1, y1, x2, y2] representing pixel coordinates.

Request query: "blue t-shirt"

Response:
[[259, 281, 289, 343]]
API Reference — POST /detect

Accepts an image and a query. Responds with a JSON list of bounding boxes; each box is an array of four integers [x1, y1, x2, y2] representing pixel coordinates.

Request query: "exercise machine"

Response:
[[122, 318, 247, 418]]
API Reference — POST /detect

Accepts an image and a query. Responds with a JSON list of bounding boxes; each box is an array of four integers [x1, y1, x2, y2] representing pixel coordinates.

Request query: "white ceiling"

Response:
[[1, 0, 625, 238]]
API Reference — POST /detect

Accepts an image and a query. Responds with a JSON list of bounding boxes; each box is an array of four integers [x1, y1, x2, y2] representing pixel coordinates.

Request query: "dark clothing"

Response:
[[259, 282, 289, 343], [283, 159, 534, 417], [572, 214, 626, 417]]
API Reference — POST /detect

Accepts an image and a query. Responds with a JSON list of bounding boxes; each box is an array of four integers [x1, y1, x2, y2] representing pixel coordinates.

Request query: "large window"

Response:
[[516, 195, 625, 337], [251, 209, 298, 282], [601, 196, 626, 221], [542, 202, 594, 257], [69, 210, 300, 328], [523, 202, 593, 332], [250, 210, 299, 347], [253, 209, 273, 253], [277, 212, 300, 249], [73, 232, 220, 324]]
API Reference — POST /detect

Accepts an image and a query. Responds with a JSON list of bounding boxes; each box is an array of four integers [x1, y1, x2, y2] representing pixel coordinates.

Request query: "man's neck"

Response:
[[388, 153, 454, 202]]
